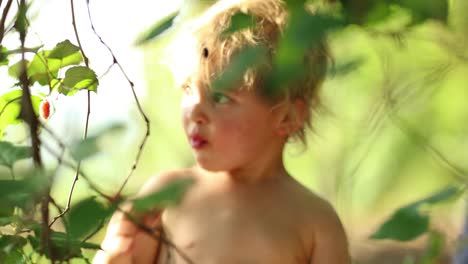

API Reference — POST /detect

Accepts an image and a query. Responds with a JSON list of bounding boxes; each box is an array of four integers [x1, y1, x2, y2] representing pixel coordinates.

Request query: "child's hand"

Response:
[[92, 206, 161, 264]]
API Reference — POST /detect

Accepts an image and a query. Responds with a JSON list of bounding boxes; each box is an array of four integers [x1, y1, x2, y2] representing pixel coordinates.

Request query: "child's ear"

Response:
[[274, 99, 308, 137]]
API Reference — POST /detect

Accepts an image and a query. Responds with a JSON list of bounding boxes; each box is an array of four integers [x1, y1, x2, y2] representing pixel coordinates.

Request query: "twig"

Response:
[[0, 0, 13, 43], [118, 208, 195, 264], [85, 0, 150, 196], [53, 0, 94, 231], [16, 0, 54, 261], [39, 135, 193, 263], [389, 114, 468, 183]]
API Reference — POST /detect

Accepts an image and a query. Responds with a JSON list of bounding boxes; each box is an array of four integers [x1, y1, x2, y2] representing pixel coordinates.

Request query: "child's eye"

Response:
[[211, 92, 231, 104]]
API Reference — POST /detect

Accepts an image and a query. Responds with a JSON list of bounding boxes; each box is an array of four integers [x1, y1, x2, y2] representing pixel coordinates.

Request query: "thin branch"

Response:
[[85, 0, 150, 196], [17, 0, 53, 261], [0, 0, 13, 43], [39, 138, 193, 263], [118, 208, 195, 264], [57, 0, 93, 233], [9, 167, 15, 180], [389, 114, 468, 183]]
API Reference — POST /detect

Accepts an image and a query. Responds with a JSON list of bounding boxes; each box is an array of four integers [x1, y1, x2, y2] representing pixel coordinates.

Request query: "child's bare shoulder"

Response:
[[138, 168, 197, 196], [284, 178, 350, 263]]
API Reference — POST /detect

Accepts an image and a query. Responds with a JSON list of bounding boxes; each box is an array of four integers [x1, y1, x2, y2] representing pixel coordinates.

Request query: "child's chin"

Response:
[[196, 158, 226, 172]]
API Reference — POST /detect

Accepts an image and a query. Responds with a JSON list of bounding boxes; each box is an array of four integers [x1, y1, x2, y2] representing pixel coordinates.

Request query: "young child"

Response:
[[93, 0, 350, 263]]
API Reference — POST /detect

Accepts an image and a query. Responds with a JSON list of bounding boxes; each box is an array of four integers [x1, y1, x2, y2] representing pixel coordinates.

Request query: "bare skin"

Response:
[[93, 76, 350, 263], [94, 166, 350, 264]]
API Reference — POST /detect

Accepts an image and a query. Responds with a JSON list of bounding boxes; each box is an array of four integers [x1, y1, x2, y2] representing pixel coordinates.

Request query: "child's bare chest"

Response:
[[157, 184, 311, 264]]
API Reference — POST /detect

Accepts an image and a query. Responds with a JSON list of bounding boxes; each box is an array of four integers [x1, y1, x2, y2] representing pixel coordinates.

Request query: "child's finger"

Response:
[[92, 235, 133, 264], [132, 229, 160, 263], [132, 213, 162, 263]]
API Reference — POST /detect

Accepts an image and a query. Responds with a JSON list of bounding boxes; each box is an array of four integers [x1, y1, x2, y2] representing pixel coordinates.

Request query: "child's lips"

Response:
[[189, 134, 207, 149]]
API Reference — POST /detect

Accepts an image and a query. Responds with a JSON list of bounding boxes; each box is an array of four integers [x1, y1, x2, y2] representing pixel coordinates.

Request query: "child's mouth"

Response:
[[189, 134, 207, 149]]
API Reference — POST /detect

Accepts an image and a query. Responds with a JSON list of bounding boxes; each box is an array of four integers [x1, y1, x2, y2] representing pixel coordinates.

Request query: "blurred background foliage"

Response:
[[1, 0, 467, 263], [134, 0, 468, 262]]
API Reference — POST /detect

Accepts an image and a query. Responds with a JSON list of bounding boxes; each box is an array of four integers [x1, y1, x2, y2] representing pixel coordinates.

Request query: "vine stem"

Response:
[[85, 0, 150, 197], [39, 138, 193, 263], [49, 0, 94, 229], [0, 0, 13, 43]]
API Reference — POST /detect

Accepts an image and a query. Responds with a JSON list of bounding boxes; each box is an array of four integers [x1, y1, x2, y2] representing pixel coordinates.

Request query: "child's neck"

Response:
[[197, 150, 288, 185]]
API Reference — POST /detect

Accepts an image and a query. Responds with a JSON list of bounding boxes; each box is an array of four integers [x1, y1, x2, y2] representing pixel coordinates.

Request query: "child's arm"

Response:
[[310, 204, 351, 264], [92, 173, 176, 264]]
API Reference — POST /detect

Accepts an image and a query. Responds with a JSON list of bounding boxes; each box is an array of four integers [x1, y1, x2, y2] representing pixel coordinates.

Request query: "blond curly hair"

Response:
[[177, 0, 329, 144]]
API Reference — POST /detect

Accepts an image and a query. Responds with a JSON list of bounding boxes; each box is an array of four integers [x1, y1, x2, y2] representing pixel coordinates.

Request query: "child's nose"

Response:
[[187, 95, 208, 125], [190, 102, 208, 124]]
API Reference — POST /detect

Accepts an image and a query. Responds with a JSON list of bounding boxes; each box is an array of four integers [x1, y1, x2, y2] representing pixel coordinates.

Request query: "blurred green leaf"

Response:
[[414, 186, 460, 206], [370, 204, 429, 241], [0, 235, 27, 264], [8, 59, 28, 79], [421, 231, 444, 264], [70, 123, 125, 161], [29, 228, 100, 260], [394, 0, 447, 25], [71, 136, 99, 161], [270, 11, 342, 93], [60, 66, 98, 95], [328, 57, 365, 77], [0, 46, 8, 66], [222, 13, 256, 36], [0, 217, 13, 226], [135, 10, 179, 45], [340, 0, 447, 26], [0, 176, 47, 214], [212, 45, 268, 91], [14, 1, 28, 36], [0, 141, 31, 169], [371, 186, 460, 241], [132, 177, 195, 212], [67, 197, 112, 239]]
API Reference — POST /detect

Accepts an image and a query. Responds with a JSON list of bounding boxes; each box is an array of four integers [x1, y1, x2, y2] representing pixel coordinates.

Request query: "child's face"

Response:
[[180, 79, 284, 172]]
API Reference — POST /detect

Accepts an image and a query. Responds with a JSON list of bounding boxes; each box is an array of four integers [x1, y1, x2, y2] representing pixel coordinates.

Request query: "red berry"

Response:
[[40, 99, 50, 120]]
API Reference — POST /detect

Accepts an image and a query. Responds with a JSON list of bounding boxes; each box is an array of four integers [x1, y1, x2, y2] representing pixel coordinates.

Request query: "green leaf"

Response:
[[370, 205, 429, 241], [60, 66, 98, 95], [0, 90, 22, 139], [370, 186, 461, 241], [135, 10, 179, 45], [27, 41, 82, 86], [212, 45, 268, 92], [132, 177, 195, 212], [48, 40, 81, 60], [222, 13, 256, 36], [8, 59, 28, 79], [28, 51, 58, 85], [67, 197, 112, 239], [0, 141, 31, 169]]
